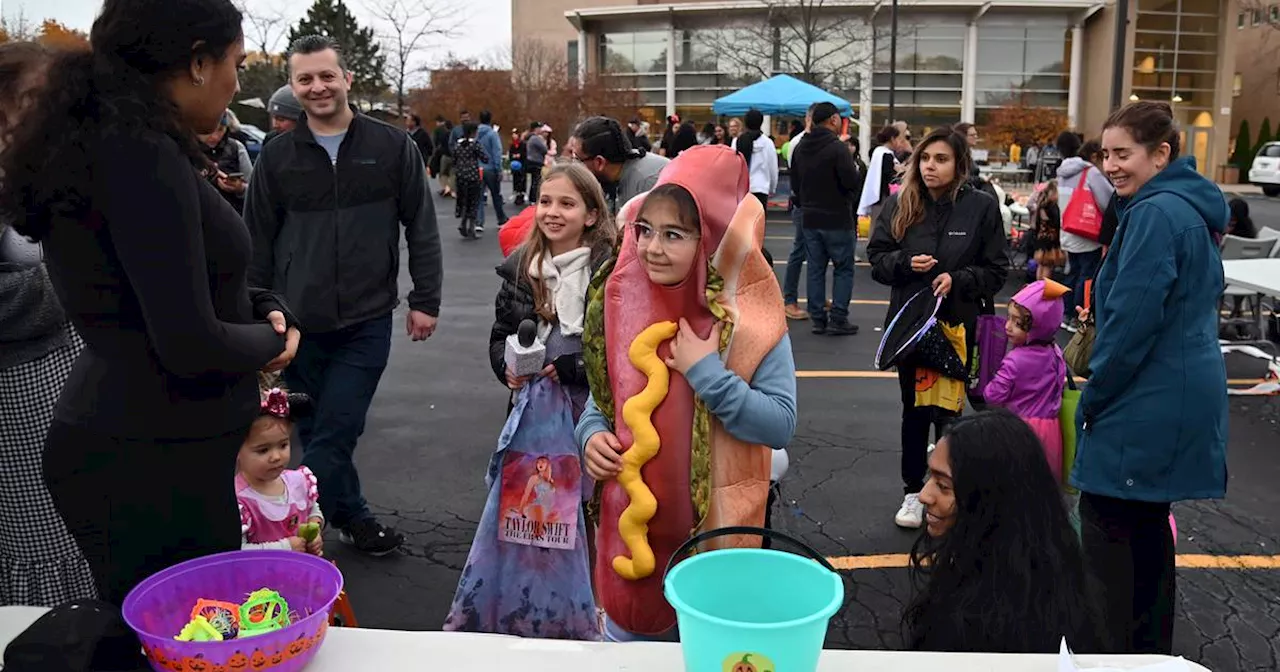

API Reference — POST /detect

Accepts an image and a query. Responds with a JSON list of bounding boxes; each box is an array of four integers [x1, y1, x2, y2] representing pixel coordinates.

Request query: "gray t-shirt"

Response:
[[315, 131, 347, 165], [617, 152, 671, 207]]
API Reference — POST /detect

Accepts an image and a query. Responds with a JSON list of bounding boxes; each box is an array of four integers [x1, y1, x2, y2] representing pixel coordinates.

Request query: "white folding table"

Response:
[[1222, 258, 1280, 346], [0, 606, 1210, 671]]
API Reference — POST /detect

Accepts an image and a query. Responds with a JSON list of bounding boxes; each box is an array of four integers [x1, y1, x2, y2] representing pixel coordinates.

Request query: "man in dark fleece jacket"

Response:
[[790, 101, 861, 336], [245, 35, 443, 557]]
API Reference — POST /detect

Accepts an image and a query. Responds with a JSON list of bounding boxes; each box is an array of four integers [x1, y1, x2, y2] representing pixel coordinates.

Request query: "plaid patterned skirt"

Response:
[[0, 324, 97, 606]]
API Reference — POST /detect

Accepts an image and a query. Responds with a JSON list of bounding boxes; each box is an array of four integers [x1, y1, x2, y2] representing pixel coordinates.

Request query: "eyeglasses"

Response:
[[633, 221, 699, 248]]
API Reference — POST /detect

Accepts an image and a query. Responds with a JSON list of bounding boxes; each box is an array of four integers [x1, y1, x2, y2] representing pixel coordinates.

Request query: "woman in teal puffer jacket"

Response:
[[1072, 101, 1228, 656]]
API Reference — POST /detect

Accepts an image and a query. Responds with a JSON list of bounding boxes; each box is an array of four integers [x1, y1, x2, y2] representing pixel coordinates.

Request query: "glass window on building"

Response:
[[599, 31, 669, 74], [871, 18, 966, 130], [567, 40, 579, 82], [674, 29, 765, 118], [1133, 0, 1222, 174], [774, 18, 872, 102], [974, 17, 1070, 116]]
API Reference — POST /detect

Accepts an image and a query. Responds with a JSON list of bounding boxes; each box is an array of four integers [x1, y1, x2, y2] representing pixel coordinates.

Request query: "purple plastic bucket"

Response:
[[122, 550, 343, 672]]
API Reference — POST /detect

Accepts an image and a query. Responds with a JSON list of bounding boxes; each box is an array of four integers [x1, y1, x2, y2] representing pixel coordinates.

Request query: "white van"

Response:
[[1249, 141, 1280, 197]]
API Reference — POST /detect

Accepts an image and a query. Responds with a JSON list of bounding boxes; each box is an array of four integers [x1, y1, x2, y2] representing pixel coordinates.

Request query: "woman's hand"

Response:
[[932, 272, 953, 297], [539, 364, 559, 384], [215, 172, 246, 195], [505, 366, 531, 390], [263, 327, 300, 373], [1076, 306, 1090, 323], [584, 431, 624, 481], [287, 536, 306, 553], [664, 318, 720, 375], [910, 254, 938, 273]]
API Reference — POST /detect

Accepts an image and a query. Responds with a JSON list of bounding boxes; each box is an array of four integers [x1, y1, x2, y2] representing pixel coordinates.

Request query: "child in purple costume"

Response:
[[984, 279, 1071, 482]]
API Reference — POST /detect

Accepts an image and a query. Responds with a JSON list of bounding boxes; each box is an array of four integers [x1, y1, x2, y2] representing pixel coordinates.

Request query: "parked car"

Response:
[[236, 124, 267, 164], [1249, 141, 1280, 197]]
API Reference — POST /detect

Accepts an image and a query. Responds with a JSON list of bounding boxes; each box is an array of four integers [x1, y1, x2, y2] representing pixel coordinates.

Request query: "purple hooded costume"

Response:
[[983, 280, 1069, 482]]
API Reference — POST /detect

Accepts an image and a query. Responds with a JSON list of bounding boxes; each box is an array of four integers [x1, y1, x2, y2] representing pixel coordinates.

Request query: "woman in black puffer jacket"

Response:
[[866, 126, 1009, 532]]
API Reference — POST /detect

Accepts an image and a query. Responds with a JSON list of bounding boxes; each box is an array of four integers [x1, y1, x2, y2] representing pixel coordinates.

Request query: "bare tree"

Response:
[[0, 9, 35, 42], [239, 1, 290, 56], [367, 0, 465, 116], [509, 38, 572, 115], [699, 0, 883, 93]]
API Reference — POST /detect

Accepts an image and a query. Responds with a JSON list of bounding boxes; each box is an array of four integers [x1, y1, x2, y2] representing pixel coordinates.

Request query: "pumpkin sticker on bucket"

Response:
[[724, 652, 776, 672]]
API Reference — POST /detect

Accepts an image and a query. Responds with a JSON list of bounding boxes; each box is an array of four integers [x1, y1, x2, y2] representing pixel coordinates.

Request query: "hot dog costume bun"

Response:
[[588, 144, 787, 635]]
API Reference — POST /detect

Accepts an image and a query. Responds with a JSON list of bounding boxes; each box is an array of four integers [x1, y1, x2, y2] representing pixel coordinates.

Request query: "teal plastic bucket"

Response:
[[663, 527, 843, 672]]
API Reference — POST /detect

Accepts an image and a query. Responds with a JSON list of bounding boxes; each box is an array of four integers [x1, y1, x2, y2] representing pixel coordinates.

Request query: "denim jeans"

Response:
[[1066, 249, 1103, 315], [285, 313, 392, 529], [782, 207, 806, 304], [477, 167, 508, 227], [802, 228, 855, 324]]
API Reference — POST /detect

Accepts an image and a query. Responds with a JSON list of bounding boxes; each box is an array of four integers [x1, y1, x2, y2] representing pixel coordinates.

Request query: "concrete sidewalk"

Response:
[[1220, 183, 1265, 196]]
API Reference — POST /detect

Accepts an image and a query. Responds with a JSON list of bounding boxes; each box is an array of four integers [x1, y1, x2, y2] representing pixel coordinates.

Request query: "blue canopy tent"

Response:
[[712, 74, 854, 117]]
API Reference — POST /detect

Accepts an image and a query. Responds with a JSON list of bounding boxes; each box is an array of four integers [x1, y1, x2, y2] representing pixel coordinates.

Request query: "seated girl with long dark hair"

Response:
[[902, 409, 1109, 653]]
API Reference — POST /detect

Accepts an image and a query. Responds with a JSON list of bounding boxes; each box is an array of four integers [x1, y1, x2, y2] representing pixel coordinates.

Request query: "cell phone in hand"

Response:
[[224, 172, 244, 180]]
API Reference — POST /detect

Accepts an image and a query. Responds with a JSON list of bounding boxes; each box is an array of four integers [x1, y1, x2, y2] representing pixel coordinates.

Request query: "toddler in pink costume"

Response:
[[984, 279, 1071, 482], [236, 384, 325, 555]]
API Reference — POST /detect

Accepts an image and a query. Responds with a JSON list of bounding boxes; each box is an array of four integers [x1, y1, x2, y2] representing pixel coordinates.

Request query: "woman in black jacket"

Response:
[[0, 0, 297, 606], [866, 126, 1008, 531]]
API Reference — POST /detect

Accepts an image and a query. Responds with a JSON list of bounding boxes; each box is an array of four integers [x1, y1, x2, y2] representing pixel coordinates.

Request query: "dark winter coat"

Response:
[[866, 185, 1009, 328], [487, 241, 613, 386], [790, 125, 862, 230], [244, 109, 443, 332]]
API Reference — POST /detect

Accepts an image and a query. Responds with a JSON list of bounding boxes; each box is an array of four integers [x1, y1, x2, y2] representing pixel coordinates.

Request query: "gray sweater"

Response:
[[0, 222, 68, 369], [525, 134, 548, 165]]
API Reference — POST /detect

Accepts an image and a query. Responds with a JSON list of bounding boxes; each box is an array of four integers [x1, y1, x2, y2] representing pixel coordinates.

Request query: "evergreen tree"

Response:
[[1256, 117, 1273, 154], [1233, 120, 1252, 172], [287, 0, 387, 104]]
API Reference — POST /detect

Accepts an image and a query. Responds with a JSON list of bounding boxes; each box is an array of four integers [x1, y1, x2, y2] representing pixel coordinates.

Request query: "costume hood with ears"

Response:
[[1011, 279, 1070, 343], [589, 144, 787, 635]]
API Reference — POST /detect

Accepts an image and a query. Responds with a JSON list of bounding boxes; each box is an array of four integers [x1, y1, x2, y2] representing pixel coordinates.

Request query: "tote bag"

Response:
[[1061, 165, 1102, 241], [1060, 374, 1081, 494], [967, 297, 1009, 403], [443, 378, 601, 640]]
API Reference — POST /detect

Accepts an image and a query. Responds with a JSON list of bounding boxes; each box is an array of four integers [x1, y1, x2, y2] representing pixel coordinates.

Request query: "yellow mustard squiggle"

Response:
[[612, 320, 678, 580]]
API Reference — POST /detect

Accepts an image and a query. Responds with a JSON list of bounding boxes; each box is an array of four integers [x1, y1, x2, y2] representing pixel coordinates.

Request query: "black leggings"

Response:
[[897, 365, 958, 494], [43, 422, 244, 605], [1079, 492, 1176, 654]]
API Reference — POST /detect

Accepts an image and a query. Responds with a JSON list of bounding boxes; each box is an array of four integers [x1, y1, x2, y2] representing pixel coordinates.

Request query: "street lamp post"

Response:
[[888, 0, 899, 125]]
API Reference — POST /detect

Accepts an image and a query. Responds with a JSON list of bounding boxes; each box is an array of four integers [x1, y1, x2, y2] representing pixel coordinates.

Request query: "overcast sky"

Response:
[[2, 0, 511, 79]]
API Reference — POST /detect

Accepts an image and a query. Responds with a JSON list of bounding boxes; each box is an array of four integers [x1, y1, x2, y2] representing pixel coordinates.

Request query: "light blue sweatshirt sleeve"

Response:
[[574, 393, 612, 453], [1085, 165, 1116, 211], [683, 334, 797, 449]]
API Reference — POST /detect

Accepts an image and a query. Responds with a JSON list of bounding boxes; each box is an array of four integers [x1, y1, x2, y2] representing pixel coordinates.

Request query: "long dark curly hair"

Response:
[[0, 42, 53, 151], [0, 0, 243, 242], [902, 409, 1110, 653]]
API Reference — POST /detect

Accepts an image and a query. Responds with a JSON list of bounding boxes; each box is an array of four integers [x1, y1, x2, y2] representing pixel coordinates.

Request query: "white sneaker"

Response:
[[895, 493, 924, 529]]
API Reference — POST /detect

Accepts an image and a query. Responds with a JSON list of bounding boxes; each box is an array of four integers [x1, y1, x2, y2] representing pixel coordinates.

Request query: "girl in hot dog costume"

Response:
[[575, 144, 798, 641]]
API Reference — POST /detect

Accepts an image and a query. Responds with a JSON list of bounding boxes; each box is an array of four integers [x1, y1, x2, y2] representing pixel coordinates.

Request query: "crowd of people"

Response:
[[0, 0, 1235, 666]]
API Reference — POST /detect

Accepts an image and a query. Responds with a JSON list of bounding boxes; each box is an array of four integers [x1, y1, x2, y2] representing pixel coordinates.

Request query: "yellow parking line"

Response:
[[796, 370, 1265, 387], [775, 259, 871, 267], [795, 298, 1009, 308], [825, 553, 1280, 571]]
